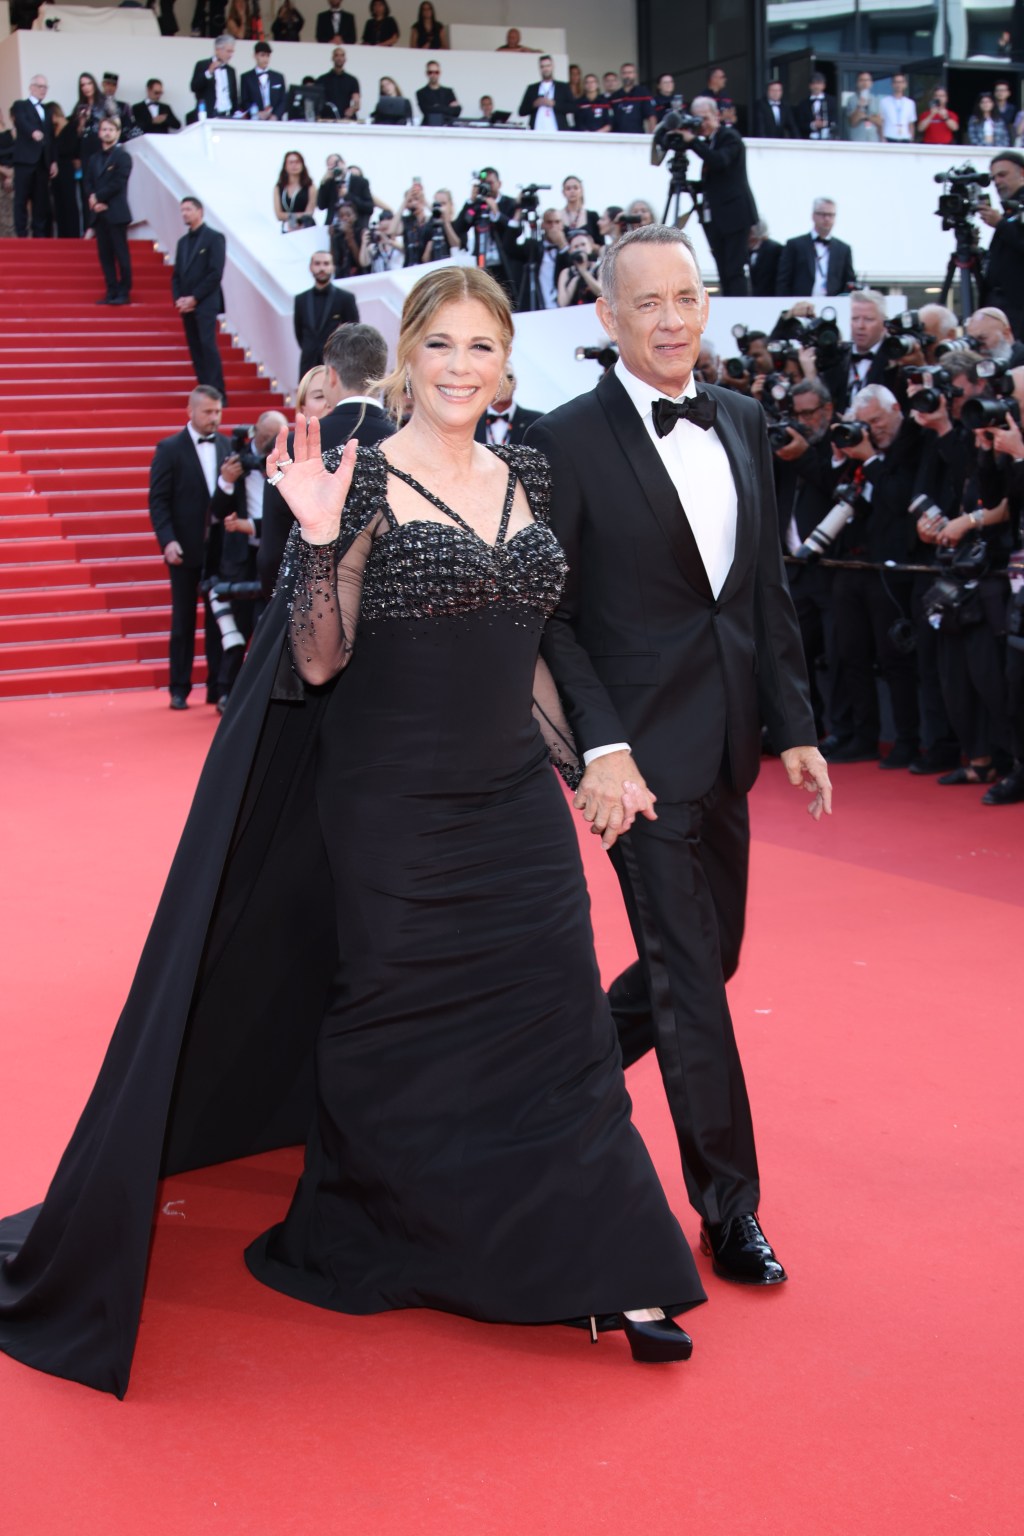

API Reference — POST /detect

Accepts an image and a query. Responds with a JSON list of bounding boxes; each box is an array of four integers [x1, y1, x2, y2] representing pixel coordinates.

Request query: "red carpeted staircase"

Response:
[[0, 239, 288, 698]]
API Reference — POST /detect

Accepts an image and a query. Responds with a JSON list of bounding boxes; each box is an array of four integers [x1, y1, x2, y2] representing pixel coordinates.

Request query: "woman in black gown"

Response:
[[0, 268, 703, 1396]]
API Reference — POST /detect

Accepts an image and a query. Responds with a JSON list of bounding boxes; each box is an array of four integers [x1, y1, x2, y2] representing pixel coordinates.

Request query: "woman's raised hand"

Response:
[[266, 415, 358, 546]]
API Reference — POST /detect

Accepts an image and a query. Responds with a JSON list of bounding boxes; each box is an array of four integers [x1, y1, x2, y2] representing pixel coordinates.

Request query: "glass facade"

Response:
[[767, 0, 1017, 62]]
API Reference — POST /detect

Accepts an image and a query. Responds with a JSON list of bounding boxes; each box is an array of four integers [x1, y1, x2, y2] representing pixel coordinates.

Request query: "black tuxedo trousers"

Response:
[[530, 374, 815, 1223]]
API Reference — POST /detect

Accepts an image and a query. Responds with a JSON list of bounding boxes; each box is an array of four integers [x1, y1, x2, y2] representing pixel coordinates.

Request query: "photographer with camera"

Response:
[[359, 209, 404, 272], [978, 152, 1024, 339], [965, 305, 1024, 365], [422, 188, 461, 263], [317, 154, 373, 226], [678, 96, 758, 296], [454, 167, 518, 299], [826, 386, 923, 764], [557, 230, 602, 306]]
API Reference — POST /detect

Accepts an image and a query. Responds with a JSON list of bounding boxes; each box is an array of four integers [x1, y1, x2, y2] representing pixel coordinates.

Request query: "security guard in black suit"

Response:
[[172, 196, 227, 401], [83, 116, 133, 304], [294, 251, 360, 379]]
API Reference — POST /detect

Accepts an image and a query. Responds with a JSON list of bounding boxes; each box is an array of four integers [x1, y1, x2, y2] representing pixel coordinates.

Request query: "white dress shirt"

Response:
[[812, 235, 830, 297], [213, 65, 232, 117], [881, 94, 916, 141], [533, 80, 557, 132], [583, 361, 738, 766], [188, 422, 219, 496]]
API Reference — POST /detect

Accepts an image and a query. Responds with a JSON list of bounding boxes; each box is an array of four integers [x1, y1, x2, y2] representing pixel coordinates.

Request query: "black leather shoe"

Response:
[[822, 736, 878, 764], [169, 693, 188, 711], [937, 765, 997, 786], [879, 742, 916, 769], [109, 296, 130, 306], [95, 296, 114, 306], [982, 766, 1024, 805], [909, 745, 961, 775], [700, 1214, 787, 1286], [619, 1313, 693, 1363]]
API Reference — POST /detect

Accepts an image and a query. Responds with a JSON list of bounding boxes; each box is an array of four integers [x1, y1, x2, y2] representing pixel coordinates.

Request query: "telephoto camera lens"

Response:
[[960, 396, 1016, 430], [830, 420, 868, 449], [794, 488, 858, 560]]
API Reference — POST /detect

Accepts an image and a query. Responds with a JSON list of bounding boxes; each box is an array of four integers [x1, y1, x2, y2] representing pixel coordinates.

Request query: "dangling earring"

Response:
[[404, 367, 412, 399]]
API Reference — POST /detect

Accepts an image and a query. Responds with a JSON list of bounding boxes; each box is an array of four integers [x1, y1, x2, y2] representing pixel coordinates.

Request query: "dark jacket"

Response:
[[845, 422, 923, 564], [148, 427, 231, 567], [172, 224, 227, 313], [517, 79, 575, 131], [293, 283, 360, 378], [981, 213, 1024, 337], [11, 98, 53, 166], [527, 371, 814, 802], [687, 126, 758, 236], [749, 237, 782, 297], [316, 169, 373, 221], [239, 67, 288, 119], [821, 343, 890, 414], [752, 97, 798, 139], [474, 405, 543, 447], [132, 98, 182, 134], [190, 59, 239, 117], [777, 233, 857, 297], [82, 145, 133, 224], [794, 93, 839, 139], [258, 401, 395, 594], [416, 84, 459, 125], [318, 68, 360, 118], [315, 5, 356, 42]]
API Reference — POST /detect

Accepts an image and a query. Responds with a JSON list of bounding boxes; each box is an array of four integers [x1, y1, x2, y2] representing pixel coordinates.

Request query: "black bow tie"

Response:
[[196, 434, 218, 443], [652, 394, 717, 437], [489, 411, 511, 422], [815, 236, 830, 245], [853, 352, 874, 362]]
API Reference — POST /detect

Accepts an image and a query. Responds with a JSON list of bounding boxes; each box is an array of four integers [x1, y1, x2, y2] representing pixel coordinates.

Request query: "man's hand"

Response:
[[908, 386, 951, 435], [838, 431, 875, 463], [93, 200, 107, 213], [989, 415, 1024, 458], [916, 509, 947, 543], [163, 540, 184, 565], [224, 512, 255, 535], [979, 204, 1003, 229], [49, 162, 58, 181], [175, 295, 197, 313], [220, 453, 244, 483], [573, 749, 657, 850], [774, 427, 809, 461], [780, 746, 832, 820], [31, 129, 43, 142]]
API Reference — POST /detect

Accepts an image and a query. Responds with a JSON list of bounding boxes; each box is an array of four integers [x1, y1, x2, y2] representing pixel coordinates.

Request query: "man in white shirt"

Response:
[[189, 36, 239, 120], [528, 225, 830, 1287], [881, 74, 917, 143], [518, 56, 574, 131]]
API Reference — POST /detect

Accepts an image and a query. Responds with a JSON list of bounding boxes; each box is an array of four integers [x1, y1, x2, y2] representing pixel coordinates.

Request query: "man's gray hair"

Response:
[[323, 322, 388, 392], [937, 347, 983, 376], [850, 287, 886, 318], [918, 302, 958, 337], [600, 224, 703, 311], [214, 32, 233, 48], [812, 196, 836, 213], [791, 376, 832, 404], [690, 95, 717, 117], [853, 383, 898, 413]]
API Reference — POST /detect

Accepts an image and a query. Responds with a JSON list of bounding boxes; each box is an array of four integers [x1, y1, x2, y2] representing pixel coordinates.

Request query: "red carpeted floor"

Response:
[[0, 694, 1021, 1535]]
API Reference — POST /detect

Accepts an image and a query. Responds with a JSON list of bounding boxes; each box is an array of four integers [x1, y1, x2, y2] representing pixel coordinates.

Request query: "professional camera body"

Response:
[[935, 163, 992, 229], [575, 344, 618, 371], [516, 181, 550, 219], [901, 364, 955, 415], [880, 309, 929, 362], [230, 425, 265, 475], [771, 306, 843, 371]]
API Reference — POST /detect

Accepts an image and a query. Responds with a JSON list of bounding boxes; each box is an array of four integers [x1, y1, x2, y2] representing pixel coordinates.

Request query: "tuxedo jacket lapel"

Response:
[[596, 371, 713, 601], [707, 388, 755, 602]]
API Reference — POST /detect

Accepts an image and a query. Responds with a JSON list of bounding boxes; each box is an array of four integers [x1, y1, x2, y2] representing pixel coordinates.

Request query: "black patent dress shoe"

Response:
[[700, 1214, 787, 1286], [879, 742, 916, 770], [169, 693, 188, 711], [618, 1313, 693, 1363], [822, 736, 878, 764], [982, 765, 1024, 805], [908, 744, 961, 775]]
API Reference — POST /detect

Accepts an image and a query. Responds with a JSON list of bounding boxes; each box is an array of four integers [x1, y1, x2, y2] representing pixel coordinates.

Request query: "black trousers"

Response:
[[935, 581, 1009, 760], [608, 775, 759, 1226], [13, 160, 51, 238], [705, 223, 749, 297], [832, 568, 919, 748], [787, 564, 853, 741], [95, 219, 132, 299], [1006, 643, 1024, 762], [167, 562, 223, 699], [181, 306, 226, 398]]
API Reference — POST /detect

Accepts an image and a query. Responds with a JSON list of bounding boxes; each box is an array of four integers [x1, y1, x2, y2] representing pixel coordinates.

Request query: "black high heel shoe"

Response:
[[587, 1313, 693, 1363]]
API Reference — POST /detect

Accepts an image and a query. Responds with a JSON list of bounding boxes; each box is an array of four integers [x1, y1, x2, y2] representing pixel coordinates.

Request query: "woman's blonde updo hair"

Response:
[[374, 265, 514, 419], [296, 364, 326, 412]]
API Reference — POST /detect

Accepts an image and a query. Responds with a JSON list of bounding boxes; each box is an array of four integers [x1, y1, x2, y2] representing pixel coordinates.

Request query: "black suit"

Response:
[[239, 68, 287, 120], [315, 6, 356, 42], [751, 97, 798, 139], [11, 97, 54, 238], [132, 98, 182, 134], [293, 282, 360, 379], [190, 60, 239, 118], [777, 233, 856, 297], [172, 223, 227, 399], [517, 79, 575, 131], [821, 342, 889, 414], [981, 212, 1024, 338], [416, 85, 460, 126], [148, 428, 230, 698], [795, 93, 839, 139], [318, 69, 360, 120], [688, 126, 758, 296], [474, 405, 542, 447], [748, 237, 782, 297], [258, 402, 395, 595], [527, 372, 814, 1224], [83, 145, 133, 301]]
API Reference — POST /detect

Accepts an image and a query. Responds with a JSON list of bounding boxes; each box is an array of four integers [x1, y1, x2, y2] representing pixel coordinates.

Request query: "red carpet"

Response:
[[0, 694, 1020, 1535], [0, 240, 287, 699]]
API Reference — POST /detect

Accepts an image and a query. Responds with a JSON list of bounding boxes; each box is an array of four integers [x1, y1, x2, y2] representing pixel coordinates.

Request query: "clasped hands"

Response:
[[573, 751, 657, 851]]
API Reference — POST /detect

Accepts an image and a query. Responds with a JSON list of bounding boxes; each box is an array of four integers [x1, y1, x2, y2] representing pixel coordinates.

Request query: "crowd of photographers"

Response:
[[696, 287, 1024, 804]]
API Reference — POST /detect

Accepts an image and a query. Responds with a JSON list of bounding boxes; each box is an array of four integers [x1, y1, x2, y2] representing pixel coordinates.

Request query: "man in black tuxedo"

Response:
[[84, 116, 133, 306], [315, 0, 356, 43], [259, 324, 394, 594], [240, 44, 287, 120], [979, 151, 1024, 337], [527, 226, 830, 1285], [11, 73, 56, 238], [518, 55, 575, 130], [752, 80, 798, 139], [820, 287, 890, 413], [133, 79, 182, 135], [172, 196, 227, 402], [474, 373, 541, 446], [777, 197, 856, 298], [148, 386, 230, 709], [294, 250, 360, 379], [795, 72, 838, 140], [416, 60, 460, 125], [100, 73, 138, 139], [316, 154, 373, 224], [682, 96, 758, 297], [317, 47, 361, 121], [190, 36, 240, 120], [747, 221, 782, 297]]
